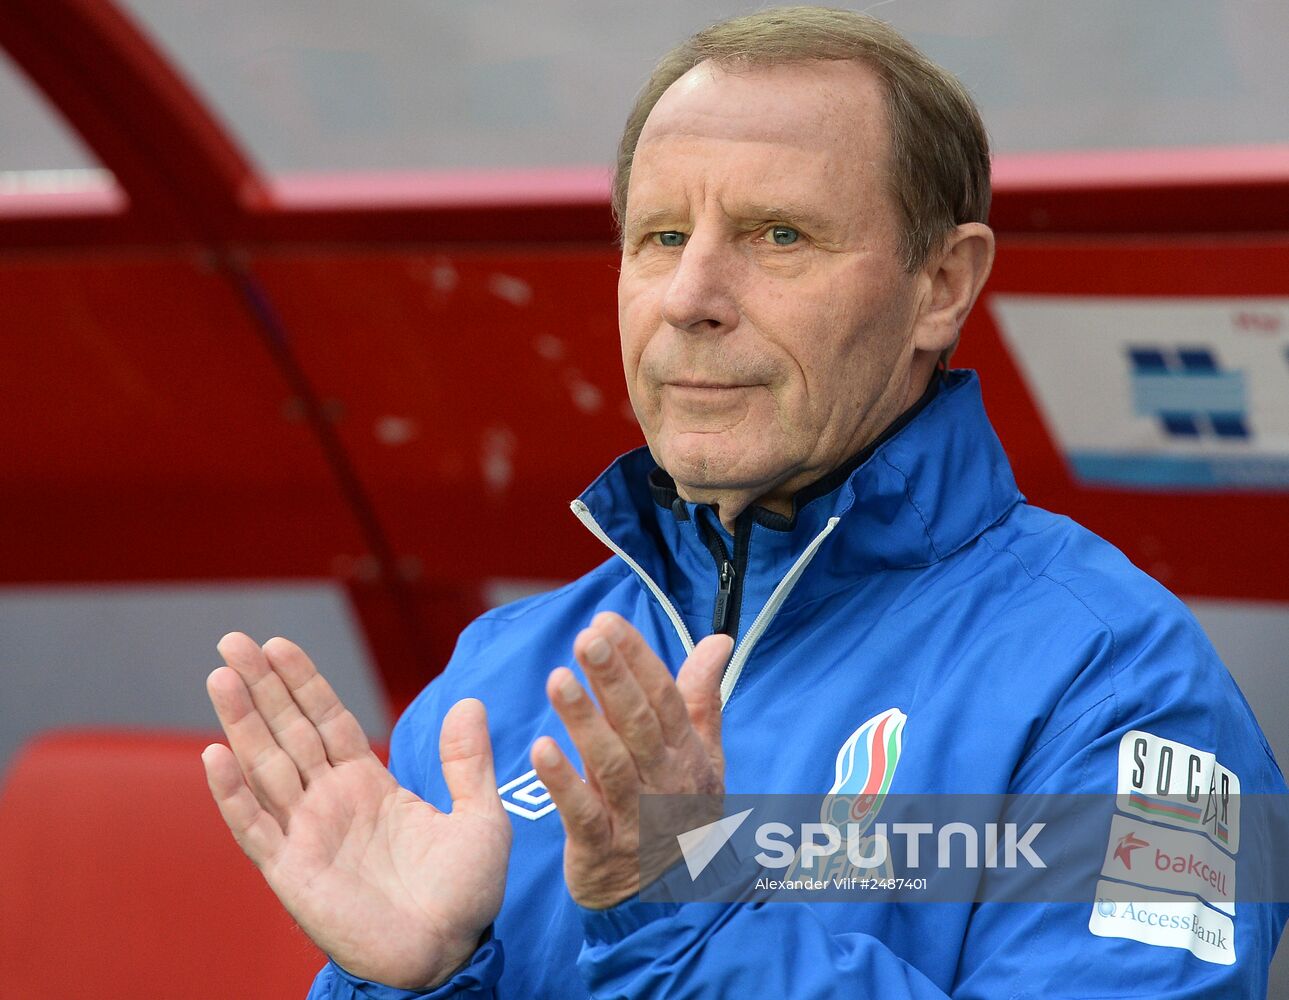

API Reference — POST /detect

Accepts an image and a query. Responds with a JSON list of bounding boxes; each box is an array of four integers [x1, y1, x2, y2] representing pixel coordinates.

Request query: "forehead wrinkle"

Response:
[[626, 140, 876, 242], [629, 132, 833, 203], [633, 109, 884, 197], [640, 101, 848, 152]]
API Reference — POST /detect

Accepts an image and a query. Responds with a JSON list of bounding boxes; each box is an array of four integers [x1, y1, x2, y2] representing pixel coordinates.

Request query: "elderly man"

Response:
[[203, 7, 1285, 998]]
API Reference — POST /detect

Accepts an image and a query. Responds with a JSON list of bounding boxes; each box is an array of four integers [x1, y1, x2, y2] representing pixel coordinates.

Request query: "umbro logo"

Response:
[[498, 768, 556, 820]]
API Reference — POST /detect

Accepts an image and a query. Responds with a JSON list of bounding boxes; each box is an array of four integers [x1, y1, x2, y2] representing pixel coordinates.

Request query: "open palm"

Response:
[[202, 633, 511, 991]]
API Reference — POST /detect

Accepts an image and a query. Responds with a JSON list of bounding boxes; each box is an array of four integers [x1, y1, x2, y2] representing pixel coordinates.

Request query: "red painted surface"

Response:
[[244, 248, 639, 705], [0, 255, 369, 580], [0, 181, 126, 218], [247, 248, 635, 575], [994, 144, 1289, 189], [268, 167, 614, 210], [0, 730, 325, 998]]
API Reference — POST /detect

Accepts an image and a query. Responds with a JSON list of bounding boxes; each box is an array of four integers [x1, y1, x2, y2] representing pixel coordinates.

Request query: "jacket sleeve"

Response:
[[305, 933, 503, 1000], [304, 630, 508, 1000], [579, 897, 955, 998], [577, 604, 1288, 999]]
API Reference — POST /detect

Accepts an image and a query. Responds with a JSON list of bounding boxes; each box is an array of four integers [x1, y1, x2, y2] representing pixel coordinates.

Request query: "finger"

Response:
[[546, 667, 641, 811], [531, 736, 610, 846], [439, 698, 504, 819], [219, 632, 329, 782], [201, 742, 285, 866], [675, 633, 733, 761], [574, 625, 666, 768], [206, 665, 305, 820], [257, 636, 374, 766], [591, 611, 691, 746]]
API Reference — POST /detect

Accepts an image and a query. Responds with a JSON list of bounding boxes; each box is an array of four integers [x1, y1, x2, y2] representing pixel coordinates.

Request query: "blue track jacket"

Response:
[[308, 369, 1286, 998]]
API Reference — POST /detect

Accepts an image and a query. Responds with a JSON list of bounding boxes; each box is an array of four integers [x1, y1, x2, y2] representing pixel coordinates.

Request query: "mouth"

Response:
[[666, 381, 751, 390]]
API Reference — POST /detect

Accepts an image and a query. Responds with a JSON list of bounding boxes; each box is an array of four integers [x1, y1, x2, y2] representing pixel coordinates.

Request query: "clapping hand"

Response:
[[531, 613, 734, 909], [202, 633, 512, 990]]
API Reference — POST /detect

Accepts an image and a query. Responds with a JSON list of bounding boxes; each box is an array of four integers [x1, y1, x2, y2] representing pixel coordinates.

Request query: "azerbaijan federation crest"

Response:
[[825, 707, 907, 833]]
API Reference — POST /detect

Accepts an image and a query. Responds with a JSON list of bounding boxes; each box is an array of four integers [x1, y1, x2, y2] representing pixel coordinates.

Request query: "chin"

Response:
[[660, 435, 778, 493]]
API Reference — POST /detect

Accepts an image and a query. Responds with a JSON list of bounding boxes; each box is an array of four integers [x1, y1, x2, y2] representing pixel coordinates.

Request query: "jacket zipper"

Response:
[[712, 559, 735, 634], [569, 499, 696, 654], [572, 499, 839, 709], [719, 516, 840, 704], [696, 513, 739, 636]]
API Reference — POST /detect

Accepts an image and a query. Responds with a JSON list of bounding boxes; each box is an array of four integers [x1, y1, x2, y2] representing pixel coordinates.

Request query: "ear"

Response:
[[911, 222, 996, 358]]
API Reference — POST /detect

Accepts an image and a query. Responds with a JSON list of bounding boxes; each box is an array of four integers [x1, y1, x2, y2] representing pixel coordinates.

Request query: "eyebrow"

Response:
[[624, 203, 836, 236], [739, 204, 834, 233], [623, 208, 680, 236]]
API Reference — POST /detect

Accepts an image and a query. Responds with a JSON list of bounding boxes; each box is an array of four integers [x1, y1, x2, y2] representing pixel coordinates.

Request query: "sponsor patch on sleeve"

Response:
[[1116, 730, 1240, 853], [1089, 879, 1235, 965], [1100, 815, 1235, 915]]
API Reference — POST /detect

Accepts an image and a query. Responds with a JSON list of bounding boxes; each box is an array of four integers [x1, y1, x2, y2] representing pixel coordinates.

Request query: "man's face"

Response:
[[619, 59, 927, 513]]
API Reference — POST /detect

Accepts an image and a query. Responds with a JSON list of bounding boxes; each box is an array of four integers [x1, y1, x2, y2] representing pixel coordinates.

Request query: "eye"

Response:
[[767, 225, 800, 246], [655, 231, 686, 247]]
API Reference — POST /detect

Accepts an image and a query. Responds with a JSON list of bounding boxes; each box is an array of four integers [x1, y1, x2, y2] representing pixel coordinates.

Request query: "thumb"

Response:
[[439, 698, 502, 818], [676, 634, 733, 754]]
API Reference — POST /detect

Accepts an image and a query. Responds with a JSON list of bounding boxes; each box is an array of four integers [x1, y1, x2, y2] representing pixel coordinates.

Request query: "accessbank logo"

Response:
[[1089, 879, 1235, 966]]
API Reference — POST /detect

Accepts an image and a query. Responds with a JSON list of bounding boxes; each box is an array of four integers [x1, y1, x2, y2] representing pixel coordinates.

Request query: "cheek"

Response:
[[759, 289, 855, 399], [617, 280, 663, 408], [769, 285, 901, 418], [617, 273, 646, 360]]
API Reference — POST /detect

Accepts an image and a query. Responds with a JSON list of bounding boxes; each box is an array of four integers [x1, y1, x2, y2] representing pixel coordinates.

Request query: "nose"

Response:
[[659, 227, 740, 335]]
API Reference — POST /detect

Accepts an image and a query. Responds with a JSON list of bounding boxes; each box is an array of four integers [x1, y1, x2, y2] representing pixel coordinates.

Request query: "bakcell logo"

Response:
[[1113, 831, 1149, 870], [1100, 815, 1235, 915], [1153, 848, 1230, 897]]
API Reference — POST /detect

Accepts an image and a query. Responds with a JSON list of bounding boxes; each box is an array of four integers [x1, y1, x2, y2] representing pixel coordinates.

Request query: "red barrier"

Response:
[[0, 729, 325, 998]]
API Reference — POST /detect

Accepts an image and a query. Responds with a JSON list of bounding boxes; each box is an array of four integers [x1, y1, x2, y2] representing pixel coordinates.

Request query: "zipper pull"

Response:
[[712, 559, 735, 634]]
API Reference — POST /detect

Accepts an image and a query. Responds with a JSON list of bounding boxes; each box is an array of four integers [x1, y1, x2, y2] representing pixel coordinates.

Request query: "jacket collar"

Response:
[[572, 370, 1023, 639]]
